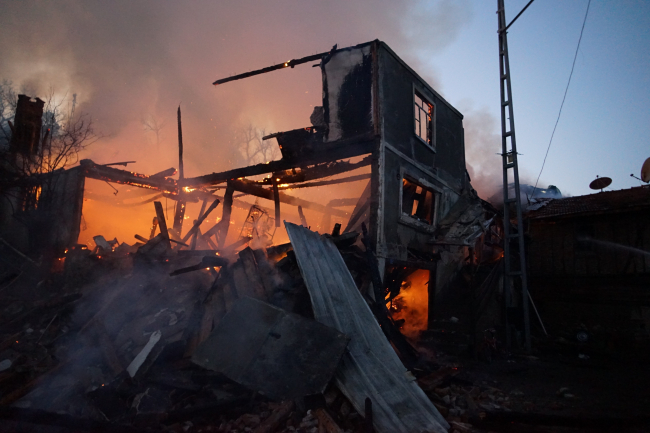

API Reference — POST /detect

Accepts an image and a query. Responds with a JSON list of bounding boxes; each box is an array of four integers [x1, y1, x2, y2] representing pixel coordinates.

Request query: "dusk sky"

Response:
[[1, 0, 648, 199]]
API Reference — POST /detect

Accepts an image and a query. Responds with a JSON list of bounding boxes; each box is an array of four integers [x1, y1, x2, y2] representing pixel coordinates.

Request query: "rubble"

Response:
[[1, 39, 649, 433]]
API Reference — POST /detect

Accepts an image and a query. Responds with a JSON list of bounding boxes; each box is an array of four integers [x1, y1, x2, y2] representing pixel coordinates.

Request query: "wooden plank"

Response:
[[153, 201, 171, 248], [285, 223, 449, 433], [219, 182, 235, 248], [191, 199, 209, 250], [182, 138, 375, 188], [231, 179, 350, 218], [182, 198, 221, 244]]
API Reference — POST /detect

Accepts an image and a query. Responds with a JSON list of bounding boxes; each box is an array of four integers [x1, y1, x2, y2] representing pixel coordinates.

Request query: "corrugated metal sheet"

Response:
[[285, 222, 448, 433]]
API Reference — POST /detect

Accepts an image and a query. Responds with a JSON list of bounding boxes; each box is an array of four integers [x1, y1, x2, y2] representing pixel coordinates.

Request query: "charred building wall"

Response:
[[320, 41, 479, 331]]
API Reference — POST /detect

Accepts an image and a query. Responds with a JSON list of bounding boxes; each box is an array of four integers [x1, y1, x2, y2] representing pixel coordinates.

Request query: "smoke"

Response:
[[462, 102, 543, 203], [461, 103, 503, 200], [0, 0, 472, 176], [0, 0, 474, 242]]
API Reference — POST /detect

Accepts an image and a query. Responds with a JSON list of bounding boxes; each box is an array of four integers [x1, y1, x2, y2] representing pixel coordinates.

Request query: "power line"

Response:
[[532, 0, 591, 197]]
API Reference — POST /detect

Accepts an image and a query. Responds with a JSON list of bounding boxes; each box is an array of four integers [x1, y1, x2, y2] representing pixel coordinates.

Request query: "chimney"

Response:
[[10, 94, 45, 156]]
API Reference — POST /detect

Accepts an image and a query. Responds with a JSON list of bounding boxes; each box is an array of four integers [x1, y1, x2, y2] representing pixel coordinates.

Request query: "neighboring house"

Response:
[[526, 186, 650, 347]]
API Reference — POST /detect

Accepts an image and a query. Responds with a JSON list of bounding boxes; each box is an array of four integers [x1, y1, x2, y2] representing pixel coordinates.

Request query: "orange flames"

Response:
[[388, 269, 430, 339]]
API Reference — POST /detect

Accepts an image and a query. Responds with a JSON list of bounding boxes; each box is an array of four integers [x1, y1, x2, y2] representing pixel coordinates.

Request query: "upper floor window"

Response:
[[414, 91, 433, 146]]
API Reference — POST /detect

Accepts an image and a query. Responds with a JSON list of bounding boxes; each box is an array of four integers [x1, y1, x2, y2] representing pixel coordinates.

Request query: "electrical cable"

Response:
[[531, 0, 591, 197]]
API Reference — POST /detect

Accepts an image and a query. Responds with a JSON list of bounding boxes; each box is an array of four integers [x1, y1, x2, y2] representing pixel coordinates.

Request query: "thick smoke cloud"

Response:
[[462, 102, 546, 203], [0, 0, 471, 177]]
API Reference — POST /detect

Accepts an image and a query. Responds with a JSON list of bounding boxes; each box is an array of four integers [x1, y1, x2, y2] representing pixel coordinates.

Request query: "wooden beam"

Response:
[[230, 179, 349, 218], [298, 205, 308, 227], [257, 156, 372, 186], [212, 50, 330, 85], [190, 199, 208, 250], [153, 201, 171, 248], [182, 137, 375, 187], [272, 178, 281, 227], [276, 173, 371, 190], [219, 182, 235, 248], [173, 107, 186, 233], [80, 159, 176, 192], [182, 198, 221, 244]]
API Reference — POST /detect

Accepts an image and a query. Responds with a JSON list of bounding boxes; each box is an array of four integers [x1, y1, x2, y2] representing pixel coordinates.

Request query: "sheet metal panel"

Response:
[[285, 222, 448, 433]]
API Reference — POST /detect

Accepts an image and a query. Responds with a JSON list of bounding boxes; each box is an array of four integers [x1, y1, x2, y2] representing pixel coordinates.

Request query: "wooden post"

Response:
[[173, 106, 186, 234], [297, 205, 308, 227], [219, 181, 235, 248], [272, 177, 281, 227], [190, 199, 208, 250], [154, 201, 171, 248]]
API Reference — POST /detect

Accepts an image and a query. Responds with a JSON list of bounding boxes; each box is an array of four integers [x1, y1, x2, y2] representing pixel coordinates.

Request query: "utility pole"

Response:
[[497, 0, 531, 352]]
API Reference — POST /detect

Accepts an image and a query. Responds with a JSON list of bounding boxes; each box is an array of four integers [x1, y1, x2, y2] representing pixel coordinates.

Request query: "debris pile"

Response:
[[0, 218, 454, 432]]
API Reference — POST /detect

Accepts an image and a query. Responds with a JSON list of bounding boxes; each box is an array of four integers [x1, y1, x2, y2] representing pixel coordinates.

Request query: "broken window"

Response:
[[414, 91, 433, 146], [402, 177, 436, 225]]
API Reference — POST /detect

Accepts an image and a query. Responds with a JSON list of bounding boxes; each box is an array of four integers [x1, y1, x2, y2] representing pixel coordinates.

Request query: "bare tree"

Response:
[[236, 124, 280, 166], [0, 83, 98, 188], [0, 80, 18, 149], [142, 114, 165, 149]]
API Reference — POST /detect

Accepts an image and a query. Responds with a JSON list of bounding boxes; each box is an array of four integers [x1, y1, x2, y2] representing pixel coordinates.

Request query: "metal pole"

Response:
[[497, 0, 531, 352]]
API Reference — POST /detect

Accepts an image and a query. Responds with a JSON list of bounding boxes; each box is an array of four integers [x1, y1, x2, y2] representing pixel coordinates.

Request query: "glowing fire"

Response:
[[387, 269, 430, 339]]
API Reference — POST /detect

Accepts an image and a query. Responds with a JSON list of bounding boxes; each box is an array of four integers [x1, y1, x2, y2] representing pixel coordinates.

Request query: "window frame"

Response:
[[413, 85, 436, 151], [398, 168, 442, 232]]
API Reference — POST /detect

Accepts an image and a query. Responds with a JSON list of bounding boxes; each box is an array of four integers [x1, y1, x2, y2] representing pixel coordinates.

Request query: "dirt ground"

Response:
[[436, 348, 650, 433]]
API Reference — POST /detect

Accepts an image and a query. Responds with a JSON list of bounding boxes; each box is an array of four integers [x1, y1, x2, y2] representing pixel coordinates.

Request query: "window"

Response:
[[402, 177, 436, 225], [414, 91, 433, 146]]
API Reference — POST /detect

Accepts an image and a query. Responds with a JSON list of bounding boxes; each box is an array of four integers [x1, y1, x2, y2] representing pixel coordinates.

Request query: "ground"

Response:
[[427, 345, 650, 433]]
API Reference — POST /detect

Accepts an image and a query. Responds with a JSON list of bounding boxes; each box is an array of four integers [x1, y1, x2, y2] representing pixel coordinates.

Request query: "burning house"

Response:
[[0, 41, 504, 432]]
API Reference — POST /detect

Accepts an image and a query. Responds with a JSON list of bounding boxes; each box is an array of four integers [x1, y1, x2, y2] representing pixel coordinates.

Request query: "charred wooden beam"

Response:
[[219, 182, 235, 248], [150, 167, 177, 179], [181, 198, 220, 244], [170, 256, 229, 276], [153, 201, 171, 249], [230, 179, 349, 218], [258, 156, 372, 186], [182, 136, 376, 187], [193, 200, 209, 245], [173, 106, 186, 233], [212, 50, 330, 85], [328, 198, 362, 208], [298, 205, 308, 227], [80, 159, 176, 192], [276, 172, 371, 189], [273, 178, 281, 227]]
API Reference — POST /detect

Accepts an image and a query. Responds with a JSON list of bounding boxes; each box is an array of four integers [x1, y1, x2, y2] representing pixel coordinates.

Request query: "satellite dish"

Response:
[[589, 176, 612, 191], [641, 157, 650, 183]]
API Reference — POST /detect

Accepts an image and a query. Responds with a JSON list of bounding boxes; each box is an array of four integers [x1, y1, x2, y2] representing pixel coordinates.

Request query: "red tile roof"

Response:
[[526, 186, 650, 219]]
